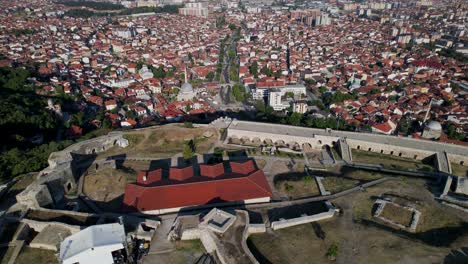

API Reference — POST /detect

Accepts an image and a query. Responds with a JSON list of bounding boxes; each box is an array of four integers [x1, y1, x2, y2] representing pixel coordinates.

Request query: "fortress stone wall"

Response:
[[16, 132, 129, 208], [225, 120, 468, 167]]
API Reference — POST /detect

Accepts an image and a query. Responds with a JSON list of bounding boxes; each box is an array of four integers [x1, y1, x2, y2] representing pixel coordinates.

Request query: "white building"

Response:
[[60, 223, 127, 264], [268, 89, 289, 111], [293, 101, 309, 114], [179, 2, 209, 17], [252, 84, 306, 100], [109, 78, 135, 88]]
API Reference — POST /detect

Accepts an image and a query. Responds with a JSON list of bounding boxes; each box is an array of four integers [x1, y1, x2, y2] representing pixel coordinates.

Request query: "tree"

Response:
[[228, 24, 237, 31], [206, 71, 215, 81], [322, 91, 356, 105], [249, 61, 258, 78], [398, 117, 410, 135], [309, 100, 326, 110], [152, 65, 166, 79], [232, 84, 246, 102], [125, 110, 137, 120], [216, 16, 226, 28], [260, 65, 273, 77], [447, 123, 465, 141], [228, 49, 236, 60], [285, 92, 295, 99], [183, 140, 195, 160], [188, 53, 194, 64], [102, 118, 112, 129], [319, 86, 328, 94], [71, 112, 85, 127], [288, 112, 302, 126]]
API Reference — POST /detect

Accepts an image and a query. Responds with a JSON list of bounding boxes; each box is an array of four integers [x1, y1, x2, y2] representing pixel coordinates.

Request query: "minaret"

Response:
[[184, 67, 188, 83], [423, 99, 433, 124]]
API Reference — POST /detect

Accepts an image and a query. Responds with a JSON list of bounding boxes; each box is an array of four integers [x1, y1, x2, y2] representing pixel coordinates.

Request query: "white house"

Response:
[[60, 223, 127, 264], [268, 89, 289, 111]]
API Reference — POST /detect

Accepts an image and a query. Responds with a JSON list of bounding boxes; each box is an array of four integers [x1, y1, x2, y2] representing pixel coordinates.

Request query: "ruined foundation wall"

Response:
[[16, 132, 128, 208]]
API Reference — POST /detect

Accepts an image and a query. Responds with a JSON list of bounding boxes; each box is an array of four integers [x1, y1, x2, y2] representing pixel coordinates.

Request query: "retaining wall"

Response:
[[270, 210, 335, 230], [16, 132, 128, 209], [21, 218, 81, 234], [247, 224, 266, 235]]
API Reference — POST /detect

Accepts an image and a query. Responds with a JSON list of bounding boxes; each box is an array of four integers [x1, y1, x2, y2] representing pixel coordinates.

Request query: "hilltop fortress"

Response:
[[15, 120, 468, 211]]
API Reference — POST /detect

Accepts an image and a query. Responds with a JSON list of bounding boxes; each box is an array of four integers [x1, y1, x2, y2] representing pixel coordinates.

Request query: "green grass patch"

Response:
[[275, 176, 321, 199], [175, 240, 205, 253], [123, 133, 144, 146], [15, 247, 58, 264], [352, 150, 434, 172], [321, 177, 359, 194]]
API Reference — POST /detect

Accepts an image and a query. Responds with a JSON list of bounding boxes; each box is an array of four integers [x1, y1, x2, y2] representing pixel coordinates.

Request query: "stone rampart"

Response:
[[16, 132, 128, 209], [226, 120, 468, 169]]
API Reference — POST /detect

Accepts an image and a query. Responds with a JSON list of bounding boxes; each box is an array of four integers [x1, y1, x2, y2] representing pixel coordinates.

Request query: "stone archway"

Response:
[[263, 138, 273, 146], [251, 137, 262, 146], [274, 140, 286, 147], [302, 143, 313, 152], [287, 141, 300, 150], [229, 136, 240, 144], [241, 136, 251, 145]]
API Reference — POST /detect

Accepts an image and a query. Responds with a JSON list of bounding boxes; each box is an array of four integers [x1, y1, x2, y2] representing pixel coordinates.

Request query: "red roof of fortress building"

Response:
[[122, 160, 272, 212]]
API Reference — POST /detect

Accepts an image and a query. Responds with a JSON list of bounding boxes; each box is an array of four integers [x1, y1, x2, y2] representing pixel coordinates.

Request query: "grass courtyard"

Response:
[[248, 177, 467, 264], [352, 149, 435, 172]]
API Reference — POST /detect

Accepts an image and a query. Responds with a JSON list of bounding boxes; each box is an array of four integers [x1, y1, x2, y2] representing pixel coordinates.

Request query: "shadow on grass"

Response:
[[444, 247, 468, 264], [359, 219, 468, 247], [246, 238, 273, 264]]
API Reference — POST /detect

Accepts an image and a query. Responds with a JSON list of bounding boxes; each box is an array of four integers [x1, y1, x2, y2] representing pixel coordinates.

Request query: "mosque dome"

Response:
[[180, 82, 193, 93], [426, 121, 442, 131]]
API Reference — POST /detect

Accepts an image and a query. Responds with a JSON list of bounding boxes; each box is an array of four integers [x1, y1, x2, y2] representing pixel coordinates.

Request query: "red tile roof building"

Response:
[[169, 166, 194, 181], [122, 160, 272, 214], [199, 163, 225, 178], [137, 169, 162, 185]]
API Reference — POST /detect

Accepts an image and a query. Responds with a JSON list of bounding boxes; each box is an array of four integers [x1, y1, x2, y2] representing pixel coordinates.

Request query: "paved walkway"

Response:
[[147, 215, 177, 254]]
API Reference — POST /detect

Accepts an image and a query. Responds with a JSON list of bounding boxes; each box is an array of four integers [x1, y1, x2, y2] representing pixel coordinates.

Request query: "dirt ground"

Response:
[[275, 177, 321, 199], [248, 177, 468, 264], [96, 124, 218, 159], [270, 161, 292, 174], [15, 247, 58, 264], [451, 163, 468, 177], [83, 169, 130, 212]]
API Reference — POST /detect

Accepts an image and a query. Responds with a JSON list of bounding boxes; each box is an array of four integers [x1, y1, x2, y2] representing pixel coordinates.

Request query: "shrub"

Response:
[[326, 244, 338, 260]]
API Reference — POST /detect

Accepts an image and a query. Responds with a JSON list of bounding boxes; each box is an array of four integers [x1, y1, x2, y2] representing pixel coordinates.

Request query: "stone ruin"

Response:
[[16, 132, 129, 209], [373, 198, 421, 233]]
